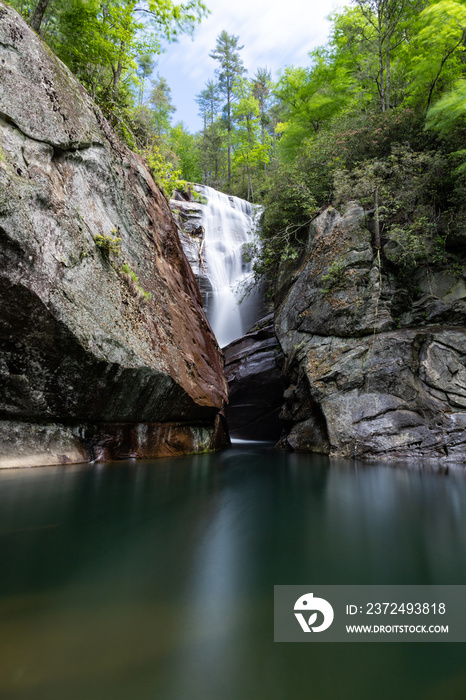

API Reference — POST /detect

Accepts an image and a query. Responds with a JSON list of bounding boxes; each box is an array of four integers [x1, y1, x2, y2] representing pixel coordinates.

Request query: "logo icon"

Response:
[[294, 592, 334, 632]]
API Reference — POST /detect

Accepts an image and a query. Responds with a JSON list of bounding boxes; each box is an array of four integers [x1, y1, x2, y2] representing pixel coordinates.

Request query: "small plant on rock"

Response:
[[322, 258, 346, 294], [120, 262, 152, 302], [94, 231, 121, 259]]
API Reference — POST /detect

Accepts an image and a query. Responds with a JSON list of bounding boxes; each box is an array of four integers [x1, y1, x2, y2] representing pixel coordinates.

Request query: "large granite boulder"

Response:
[[223, 315, 285, 440], [275, 202, 466, 462], [0, 2, 228, 467]]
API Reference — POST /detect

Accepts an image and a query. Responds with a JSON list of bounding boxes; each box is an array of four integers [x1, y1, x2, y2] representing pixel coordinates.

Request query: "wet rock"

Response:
[[170, 198, 213, 301], [0, 3, 228, 467], [0, 416, 228, 468], [277, 328, 466, 462], [277, 365, 330, 454], [223, 315, 285, 440], [274, 202, 466, 462]]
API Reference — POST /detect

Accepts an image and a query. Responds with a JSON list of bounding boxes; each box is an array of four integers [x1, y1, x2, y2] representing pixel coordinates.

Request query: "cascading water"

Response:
[[196, 185, 263, 348]]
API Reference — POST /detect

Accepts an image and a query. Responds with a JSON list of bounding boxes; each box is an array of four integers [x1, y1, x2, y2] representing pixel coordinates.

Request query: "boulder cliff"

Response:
[[0, 2, 228, 468], [223, 314, 285, 440], [275, 202, 466, 462]]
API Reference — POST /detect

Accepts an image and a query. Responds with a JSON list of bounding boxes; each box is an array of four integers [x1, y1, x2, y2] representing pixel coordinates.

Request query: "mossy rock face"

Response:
[[0, 3, 228, 466]]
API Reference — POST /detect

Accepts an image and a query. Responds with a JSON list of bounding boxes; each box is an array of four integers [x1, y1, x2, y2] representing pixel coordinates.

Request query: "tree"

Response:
[[232, 79, 263, 200], [274, 54, 351, 162], [137, 53, 156, 105], [24, 0, 208, 118], [251, 67, 272, 171], [199, 120, 227, 187], [149, 74, 176, 138], [329, 7, 382, 110], [405, 0, 466, 109], [29, 0, 50, 33], [196, 79, 221, 128], [169, 122, 203, 182], [28, 0, 208, 37], [426, 79, 466, 135], [209, 30, 246, 192], [351, 0, 424, 112]]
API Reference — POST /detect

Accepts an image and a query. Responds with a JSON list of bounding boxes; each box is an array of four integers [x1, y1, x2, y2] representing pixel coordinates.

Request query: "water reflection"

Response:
[[0, 446, 466, 699]]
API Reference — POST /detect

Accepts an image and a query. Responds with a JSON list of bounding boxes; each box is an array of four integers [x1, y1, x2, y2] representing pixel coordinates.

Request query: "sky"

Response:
[[155, 0, 341, 133]]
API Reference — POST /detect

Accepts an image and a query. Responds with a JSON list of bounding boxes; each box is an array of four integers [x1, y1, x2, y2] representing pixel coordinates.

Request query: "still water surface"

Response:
[[0, 443, 466, 699]]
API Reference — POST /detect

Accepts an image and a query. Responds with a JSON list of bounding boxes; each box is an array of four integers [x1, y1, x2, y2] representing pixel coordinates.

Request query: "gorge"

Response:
[[174, 191, 466, 462], [1, 3, 466, 699], [1, 0, 466, 470]]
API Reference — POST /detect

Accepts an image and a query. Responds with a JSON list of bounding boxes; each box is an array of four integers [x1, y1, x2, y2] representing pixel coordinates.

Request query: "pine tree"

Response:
[[209, 30, 246, 192], [196, 80, 221, 128]]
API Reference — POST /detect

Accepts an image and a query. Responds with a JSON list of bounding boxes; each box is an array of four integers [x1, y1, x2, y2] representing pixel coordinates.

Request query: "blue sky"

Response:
[[155, 0, 341, 132]]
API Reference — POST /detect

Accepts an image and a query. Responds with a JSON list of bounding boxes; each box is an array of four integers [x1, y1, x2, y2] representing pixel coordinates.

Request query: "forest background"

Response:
[[10, 0, 466, 287]]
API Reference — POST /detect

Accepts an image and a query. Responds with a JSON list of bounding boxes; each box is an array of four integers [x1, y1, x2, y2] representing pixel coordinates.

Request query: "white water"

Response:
[[197, 185, 263, 348]]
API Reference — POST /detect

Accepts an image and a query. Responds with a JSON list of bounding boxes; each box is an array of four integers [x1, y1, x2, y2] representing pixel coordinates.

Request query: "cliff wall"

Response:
[[0, 2, 228, 467], [275, 202, 466, 462]]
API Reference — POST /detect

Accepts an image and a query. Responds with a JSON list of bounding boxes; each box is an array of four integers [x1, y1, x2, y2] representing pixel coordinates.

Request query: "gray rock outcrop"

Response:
[[223, 315, 285, 440], [275, 202, 466, 462], [0, 2, 228, 467], [169, 197, 213, 300]]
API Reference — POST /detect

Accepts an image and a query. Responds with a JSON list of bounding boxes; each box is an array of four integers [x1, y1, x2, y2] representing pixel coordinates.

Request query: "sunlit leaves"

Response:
[[426, 79, 466, 136], [405, 0, 466, 107]]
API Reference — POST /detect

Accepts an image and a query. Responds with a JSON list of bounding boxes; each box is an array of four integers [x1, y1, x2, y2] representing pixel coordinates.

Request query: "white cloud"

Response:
[[155, 0, 340, 131]]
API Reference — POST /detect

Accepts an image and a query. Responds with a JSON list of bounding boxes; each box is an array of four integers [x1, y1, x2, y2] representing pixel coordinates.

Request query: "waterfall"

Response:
[[196, 185, 263, 348]]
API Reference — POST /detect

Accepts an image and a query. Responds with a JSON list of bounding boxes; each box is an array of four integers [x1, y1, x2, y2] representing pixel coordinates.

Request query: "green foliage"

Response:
[[17, 0, 466, 287], [385, 219, 438, 269], [143, 142, 187, 198], [333, 144, 451, 270], [169, 122, 203, 182], [209, 30, 246, 106], [262, 164, 317, 234], [120, 261, 137, 279], [15, 0, 208, 136], [244, 163, 317, 290], [196, 79, 222, 127], [120, 261, 152, 300], [405, 0, 466, 109], [274, 55, 353, 162], [425, 79, 466, 136], [322, 258, 346, 294], [94, 232, 122, 258], [149, 74, 176, 138]]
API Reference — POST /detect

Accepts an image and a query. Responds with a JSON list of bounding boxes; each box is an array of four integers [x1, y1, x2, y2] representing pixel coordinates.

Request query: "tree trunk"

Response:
[[374, 186, 381, 249], [112, 62, 123, 95], [246, 155, 253, 202], [29, 0, 50, 33], [378, 48, 385, 112], [226, 76, 234, 193], [385, 37, 391, 110], [377, 10, 386, 112], [112, 41, 126, 96]]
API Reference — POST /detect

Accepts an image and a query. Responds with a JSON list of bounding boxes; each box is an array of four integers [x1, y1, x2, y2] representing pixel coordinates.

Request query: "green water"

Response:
[[0, 442, 466, 699]]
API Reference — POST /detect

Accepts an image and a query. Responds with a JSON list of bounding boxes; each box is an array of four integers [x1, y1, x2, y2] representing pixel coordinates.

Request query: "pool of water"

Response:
[[1, 443, 466, 699]]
